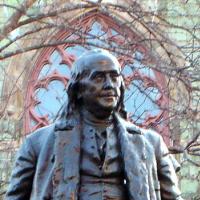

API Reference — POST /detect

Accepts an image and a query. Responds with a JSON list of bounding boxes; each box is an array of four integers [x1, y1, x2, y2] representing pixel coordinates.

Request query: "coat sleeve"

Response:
[[5, 137, 36, 200], [156, 135, 183, 200]]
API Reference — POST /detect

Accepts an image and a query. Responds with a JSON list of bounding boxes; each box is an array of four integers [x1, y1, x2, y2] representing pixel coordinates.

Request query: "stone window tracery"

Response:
[[25, 12, 169, 142]]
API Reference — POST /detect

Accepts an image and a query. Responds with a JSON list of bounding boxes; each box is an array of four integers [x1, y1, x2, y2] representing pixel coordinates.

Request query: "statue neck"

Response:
[[80, 108, 113, 127]]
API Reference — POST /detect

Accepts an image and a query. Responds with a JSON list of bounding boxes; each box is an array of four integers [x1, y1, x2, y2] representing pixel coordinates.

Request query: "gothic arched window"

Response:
[[25, 12, 169, 143]]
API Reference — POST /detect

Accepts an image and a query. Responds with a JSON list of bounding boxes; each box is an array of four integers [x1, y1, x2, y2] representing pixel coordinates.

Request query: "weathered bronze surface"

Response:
[[6, 49, 183, 200]]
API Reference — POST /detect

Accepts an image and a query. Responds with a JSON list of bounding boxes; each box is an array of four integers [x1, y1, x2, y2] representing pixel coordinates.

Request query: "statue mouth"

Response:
[[99, 91, 117, 98], [98, 92, 118, 103]]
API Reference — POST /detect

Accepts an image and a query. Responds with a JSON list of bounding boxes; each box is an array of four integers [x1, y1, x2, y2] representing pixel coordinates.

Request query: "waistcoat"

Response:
[[79, 122, 127, 200]]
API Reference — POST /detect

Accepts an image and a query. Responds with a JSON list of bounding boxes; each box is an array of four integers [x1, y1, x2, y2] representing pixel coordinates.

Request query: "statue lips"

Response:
[[99, 91, 118, 102]]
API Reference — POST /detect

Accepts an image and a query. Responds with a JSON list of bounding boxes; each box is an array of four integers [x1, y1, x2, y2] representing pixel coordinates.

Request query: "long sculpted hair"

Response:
[[59, 49, 128, 120]]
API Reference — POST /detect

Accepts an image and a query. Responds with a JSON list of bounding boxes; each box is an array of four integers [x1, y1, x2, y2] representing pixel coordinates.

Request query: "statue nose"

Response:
[[103, 76, 114, 89]]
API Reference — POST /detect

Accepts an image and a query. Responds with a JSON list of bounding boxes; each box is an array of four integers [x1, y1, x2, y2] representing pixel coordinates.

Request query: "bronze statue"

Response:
[[6, 49, 183, 200]]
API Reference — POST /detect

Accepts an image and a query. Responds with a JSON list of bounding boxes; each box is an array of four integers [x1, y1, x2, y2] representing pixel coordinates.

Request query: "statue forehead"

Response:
[[71, 49, 121, 77]]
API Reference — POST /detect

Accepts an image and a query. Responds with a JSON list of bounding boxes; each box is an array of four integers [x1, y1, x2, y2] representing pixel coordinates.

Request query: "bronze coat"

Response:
[[5, 114, 182, 200]]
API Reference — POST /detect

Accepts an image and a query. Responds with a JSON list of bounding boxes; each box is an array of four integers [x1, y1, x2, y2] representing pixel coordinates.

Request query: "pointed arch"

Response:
[[24, 10, 173, 144]]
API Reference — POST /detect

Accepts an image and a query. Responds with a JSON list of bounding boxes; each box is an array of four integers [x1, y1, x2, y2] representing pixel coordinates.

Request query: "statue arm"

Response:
[[156, 135, 183, 200], [5, 137, 36, 200]]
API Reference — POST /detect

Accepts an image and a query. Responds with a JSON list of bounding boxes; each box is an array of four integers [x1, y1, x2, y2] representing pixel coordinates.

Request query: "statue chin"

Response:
[[96, 97, 118, 111], [84, 103, 115, 120]]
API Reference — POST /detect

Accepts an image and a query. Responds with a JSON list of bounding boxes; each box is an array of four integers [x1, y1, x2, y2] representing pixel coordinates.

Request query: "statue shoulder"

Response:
[[117, 114, 163, 143], [114, 114, 166, 152], [27, 123, 55, 141], [115, 114, 142, 135], [136, 126, 164, 145], [126, 122, 162, 141], [24, 123, 56, 154]]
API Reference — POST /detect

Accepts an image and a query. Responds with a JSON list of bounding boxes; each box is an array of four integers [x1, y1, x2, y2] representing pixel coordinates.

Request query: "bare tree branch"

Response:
[[0, 0, 37, 41]]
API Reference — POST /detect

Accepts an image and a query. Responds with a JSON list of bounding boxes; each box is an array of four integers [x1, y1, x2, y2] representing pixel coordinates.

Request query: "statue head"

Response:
[[63, 49, 127, 119]]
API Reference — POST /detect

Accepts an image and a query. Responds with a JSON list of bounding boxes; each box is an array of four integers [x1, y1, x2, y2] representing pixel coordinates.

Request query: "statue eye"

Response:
[[110, 72, 120, 82], [95, 75, 104, 82], [91, 73, 105, 82]]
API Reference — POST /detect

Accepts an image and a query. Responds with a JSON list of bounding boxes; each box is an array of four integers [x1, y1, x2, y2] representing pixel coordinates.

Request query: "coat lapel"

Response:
[[115, 114, 151, 200], [53, 118, 81, 200]]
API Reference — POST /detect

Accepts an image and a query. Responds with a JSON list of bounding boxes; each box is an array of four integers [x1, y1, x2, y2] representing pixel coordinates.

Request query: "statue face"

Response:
[[79, 58, 122, 112]]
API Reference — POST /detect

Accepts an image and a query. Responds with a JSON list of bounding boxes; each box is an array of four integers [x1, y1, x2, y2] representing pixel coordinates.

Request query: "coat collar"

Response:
[[53, 115, 81, 200], [55, 112, 142, 135], [54, 112, 80, 131], [114, 113, 142, 135], [114, 113, 152, 200]]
